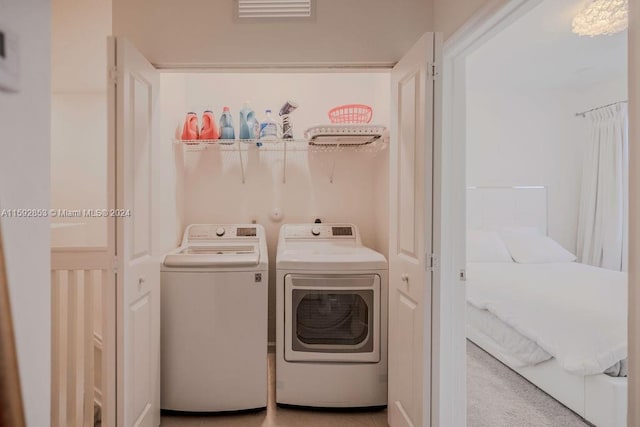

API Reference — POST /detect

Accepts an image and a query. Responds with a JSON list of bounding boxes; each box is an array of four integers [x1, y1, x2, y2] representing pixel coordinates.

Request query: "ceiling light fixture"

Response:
[[572, 0, 628, 36]]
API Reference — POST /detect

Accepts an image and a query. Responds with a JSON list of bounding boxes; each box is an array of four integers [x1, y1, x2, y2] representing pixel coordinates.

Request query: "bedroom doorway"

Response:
[[440, 0, 631, 426]]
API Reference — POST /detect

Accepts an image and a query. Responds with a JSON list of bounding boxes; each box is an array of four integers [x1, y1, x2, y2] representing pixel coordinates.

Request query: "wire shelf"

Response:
[[174, 138, 388, 184], [175, 138, 387, 153]]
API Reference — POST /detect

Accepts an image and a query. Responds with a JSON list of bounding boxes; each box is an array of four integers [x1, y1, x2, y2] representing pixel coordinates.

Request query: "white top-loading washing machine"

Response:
[[275, 223, 388, 408], [161, 224, 268, 412]]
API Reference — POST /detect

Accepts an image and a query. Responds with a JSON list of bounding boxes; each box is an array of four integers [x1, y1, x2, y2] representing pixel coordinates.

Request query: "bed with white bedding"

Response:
[[466, 246, 628, 426], [465, 187, 628, 427], [467, 262, 628, 378]]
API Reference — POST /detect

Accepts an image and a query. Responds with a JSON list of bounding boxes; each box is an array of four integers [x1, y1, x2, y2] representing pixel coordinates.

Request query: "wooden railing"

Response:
[[51, 248, 114, 427]]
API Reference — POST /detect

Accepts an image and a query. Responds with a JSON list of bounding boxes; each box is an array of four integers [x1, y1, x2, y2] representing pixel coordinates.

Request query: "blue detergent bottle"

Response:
[[239, 102, 259, 140], [219, 106, 235, 140]]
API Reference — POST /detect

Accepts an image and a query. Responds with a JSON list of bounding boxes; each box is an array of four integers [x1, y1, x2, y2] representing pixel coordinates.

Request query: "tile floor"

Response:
[[161, 354, 388, 427]]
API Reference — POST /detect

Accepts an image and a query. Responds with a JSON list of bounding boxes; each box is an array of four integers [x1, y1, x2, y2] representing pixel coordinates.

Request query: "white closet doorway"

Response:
[[102, 33, 442, 427], [440, 0, 632, 426]]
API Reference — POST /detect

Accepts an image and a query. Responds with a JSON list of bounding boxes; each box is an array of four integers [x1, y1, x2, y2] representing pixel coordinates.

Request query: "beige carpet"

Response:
[[467, 340, 591, 427]]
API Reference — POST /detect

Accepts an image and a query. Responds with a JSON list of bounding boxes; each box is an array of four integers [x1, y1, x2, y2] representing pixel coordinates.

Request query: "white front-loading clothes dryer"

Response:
[[160, 224, 268, 412], [275, 223, 388, 408]]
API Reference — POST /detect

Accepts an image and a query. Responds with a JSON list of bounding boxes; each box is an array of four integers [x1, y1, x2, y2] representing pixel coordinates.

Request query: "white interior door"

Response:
[[388, 33, 437, 427], [108, 37, 161, 427]]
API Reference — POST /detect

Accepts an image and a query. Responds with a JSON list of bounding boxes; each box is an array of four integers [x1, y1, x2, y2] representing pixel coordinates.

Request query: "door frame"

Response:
[[102, 37, 118, 427], [438, 0, 640, 426], [630, 2, 640, 425], [434, 1, 542, 426]]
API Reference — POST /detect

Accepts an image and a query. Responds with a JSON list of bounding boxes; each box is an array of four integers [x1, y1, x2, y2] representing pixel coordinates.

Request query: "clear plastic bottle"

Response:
[[259, 109, 278, 141], [219, 106, 235, 140]]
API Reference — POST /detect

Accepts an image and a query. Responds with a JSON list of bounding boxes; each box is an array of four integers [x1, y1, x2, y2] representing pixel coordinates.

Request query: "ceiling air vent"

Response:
[[237, 0, 314, 19]]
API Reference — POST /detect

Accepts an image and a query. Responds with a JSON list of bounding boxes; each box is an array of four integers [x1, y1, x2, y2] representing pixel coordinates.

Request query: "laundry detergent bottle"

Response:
[[200, 110, 219, 140], [181, 112, 199, 141], [239, 102, 259, 140], [219, 106, 235, 140]]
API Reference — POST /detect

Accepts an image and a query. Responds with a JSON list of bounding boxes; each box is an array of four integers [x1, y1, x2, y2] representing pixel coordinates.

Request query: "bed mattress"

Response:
[[466, 262, 628, 377], [467, 304, 627, 377]]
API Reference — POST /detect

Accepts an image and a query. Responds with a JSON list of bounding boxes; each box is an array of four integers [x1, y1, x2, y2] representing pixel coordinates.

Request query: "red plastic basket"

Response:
[[328, 104, 373, 124]]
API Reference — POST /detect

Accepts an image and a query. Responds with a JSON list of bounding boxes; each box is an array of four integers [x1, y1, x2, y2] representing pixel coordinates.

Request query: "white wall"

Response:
[[465, 0, 628, 253], [434, 0, 492, 39], [466, 75, 627, 253], [51, 0, 111, 248], [161, 72, 390, 341], [51, 93, 108, 246], [568, 76, 628, 114], [0, 1, 51, 426], [52, 0, 111, 92], [466, 87, 582, 251], [113, 0, 431, 66]]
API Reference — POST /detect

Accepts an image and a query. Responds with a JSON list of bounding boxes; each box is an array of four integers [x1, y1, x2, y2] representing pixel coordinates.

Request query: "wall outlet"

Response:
[[0, 27, 19, 92]]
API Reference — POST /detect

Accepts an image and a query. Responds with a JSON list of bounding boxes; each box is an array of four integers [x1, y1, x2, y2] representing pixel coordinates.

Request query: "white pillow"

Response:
[[500, 234, 576, 264], [467, 230, 513, 263]]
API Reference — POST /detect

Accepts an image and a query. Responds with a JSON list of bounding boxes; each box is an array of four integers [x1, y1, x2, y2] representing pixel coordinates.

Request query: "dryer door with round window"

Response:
[[284, 274, 381, 363]]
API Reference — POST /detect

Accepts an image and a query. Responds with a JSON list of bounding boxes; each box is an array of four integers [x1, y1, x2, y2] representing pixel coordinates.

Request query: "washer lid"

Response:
[[163, 244, 259, 267]]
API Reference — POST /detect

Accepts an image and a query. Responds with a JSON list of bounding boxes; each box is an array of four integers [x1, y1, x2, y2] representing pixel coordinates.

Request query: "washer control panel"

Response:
[[186, 224, 258, 242], [284, 224, 356, 239]]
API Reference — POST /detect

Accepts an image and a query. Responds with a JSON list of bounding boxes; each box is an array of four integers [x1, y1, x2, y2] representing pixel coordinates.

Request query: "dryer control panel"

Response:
[[283, 224, 358, 240]]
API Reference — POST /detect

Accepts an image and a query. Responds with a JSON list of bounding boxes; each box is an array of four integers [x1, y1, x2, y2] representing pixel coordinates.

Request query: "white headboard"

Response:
[[467, 186, 548, 235]]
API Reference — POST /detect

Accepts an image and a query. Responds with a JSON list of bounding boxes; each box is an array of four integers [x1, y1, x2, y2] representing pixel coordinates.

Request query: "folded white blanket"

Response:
[[467, 303, 552, 367], [466, 262, 627, 375]]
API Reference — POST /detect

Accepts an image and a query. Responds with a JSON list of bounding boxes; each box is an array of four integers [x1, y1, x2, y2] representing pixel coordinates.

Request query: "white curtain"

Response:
[[577, 103, 629, 271]]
